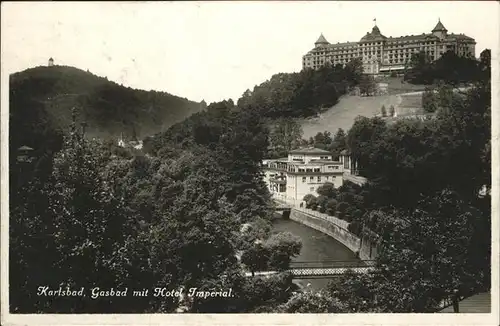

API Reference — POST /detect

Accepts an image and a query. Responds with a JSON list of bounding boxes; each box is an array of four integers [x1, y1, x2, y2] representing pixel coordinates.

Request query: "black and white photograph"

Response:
[[1, 1, 499, 325]]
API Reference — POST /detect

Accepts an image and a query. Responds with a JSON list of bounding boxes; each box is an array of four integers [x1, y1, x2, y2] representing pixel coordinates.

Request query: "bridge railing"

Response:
[[289, 260, 376, 269]]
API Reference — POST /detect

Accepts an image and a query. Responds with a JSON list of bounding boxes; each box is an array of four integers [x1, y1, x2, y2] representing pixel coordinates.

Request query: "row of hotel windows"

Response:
[[291, 156, 330, 161], [308, 46, 440, 58], [360, 40, 439, 46], [310, 44, 468, 58], [295, 166, 340, 172], [305, 49, 442, 65], [311, 44, 471, 59], [300, 176, 335, 182], [314, 41, 439, 53]]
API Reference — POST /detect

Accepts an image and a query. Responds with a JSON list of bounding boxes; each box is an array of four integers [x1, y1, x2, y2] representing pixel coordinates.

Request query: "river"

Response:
[[271, 217, 360, 291]]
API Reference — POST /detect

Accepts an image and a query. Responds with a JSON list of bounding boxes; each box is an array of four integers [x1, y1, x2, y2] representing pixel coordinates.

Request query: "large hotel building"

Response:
[[302, 20, 476, 74]]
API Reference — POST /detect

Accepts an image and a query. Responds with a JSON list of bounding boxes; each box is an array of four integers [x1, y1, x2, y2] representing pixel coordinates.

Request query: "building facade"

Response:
[[302, 20, 476, 75], [263, 147, 357, 204]]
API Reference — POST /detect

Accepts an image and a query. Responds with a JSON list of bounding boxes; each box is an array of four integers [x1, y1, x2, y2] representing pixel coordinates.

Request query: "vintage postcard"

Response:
[[1, 1, 499, 325]]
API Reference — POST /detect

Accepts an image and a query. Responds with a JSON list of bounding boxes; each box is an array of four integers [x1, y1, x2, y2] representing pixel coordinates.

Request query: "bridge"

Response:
[[244, 260, 376, 279], [272, 198, 292, 218]]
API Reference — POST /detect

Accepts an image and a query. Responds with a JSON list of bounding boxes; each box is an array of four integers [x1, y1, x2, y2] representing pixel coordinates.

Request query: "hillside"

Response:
[[298, 77, 431, 138], [299, 93, 402, 139], [9, 65, 203, 143]]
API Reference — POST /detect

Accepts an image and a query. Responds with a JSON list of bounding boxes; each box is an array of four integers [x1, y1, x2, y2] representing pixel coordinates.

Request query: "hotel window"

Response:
[[317, 176, 321, 182], [310, 187, 315, 192], [310, 176, 314, 181], [302, 177, 306, 182]]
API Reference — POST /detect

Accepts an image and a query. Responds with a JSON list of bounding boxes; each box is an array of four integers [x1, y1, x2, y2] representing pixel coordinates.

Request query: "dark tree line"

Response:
[[10, 101, 302, 313], [237, 58, 364, 118], [404, 49, 491, 86]]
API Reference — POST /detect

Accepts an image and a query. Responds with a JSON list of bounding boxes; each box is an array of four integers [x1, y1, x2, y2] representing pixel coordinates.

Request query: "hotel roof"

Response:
[[315, 33, 329, 44], [289, 147, 332, 155], [432, 19, 448, 32]]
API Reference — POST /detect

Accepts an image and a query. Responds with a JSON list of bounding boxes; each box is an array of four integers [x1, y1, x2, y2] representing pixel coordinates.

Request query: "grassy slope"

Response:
[[299, 77, 426, 138], [9, 65, 203, 140], [300, 94, 401, 139]]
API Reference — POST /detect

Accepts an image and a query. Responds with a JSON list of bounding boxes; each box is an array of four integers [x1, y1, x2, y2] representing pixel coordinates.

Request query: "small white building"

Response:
[[263, 147, 351, 204], [48, 57, 54, 67]]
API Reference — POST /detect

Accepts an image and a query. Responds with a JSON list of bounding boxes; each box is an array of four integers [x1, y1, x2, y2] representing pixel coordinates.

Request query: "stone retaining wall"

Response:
[[289, 208, 378, 260]]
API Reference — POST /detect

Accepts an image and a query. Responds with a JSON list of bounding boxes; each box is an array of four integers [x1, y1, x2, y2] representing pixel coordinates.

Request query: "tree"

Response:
[[327, 270, 378, 312], [329, 128, 347, 158], [325, 199, 338, 216], [265, 232, 302, 271], [479, 49, 491, 81], [241, 243, 270, 276], [241, 273, 296, 312], [302, 194, 316, 208], [344, 58, 364, 86], [405, 51, 434, 84], [346, 116, 386, 177], [308, 196, 319, 210], [278, 290, 347, 313], [359, 75, 376, 96], [422, 87, 438, 113], [380, 105, 387, 117], [316, 182, 337, 198], [312, 131, 332, 150], [362, 190, 488, 312], [388, 105, 395, 117], [269, 118, 303, 155]]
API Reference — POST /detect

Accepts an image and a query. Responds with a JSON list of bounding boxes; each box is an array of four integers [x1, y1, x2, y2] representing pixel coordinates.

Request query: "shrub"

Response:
[[422, 87, 438, 113], [317, 195, 329, 208], [348, 220, 361, 236], [325, 199, 338, 216], [351, 208, 364, 220], [317, 182, 337, 198], [337, 201, 349, 213], [388, 105, 395, 117], [309, 197, 319, 210], [303, 194, 316, 208]]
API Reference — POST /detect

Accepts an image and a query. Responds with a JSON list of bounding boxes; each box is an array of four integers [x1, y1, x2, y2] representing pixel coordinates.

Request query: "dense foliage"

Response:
[[10, 102, 301, 313], [348, 84, 490, 209], [9, 46, 491, 313], [285, 51, 491, 312], [323, 188, 490, 313], [237, 59, 364, 118], [404, 49, 490, 86]]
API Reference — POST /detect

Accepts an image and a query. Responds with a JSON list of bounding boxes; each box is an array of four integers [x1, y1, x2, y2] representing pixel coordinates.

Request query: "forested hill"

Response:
[[9, 65, 203, 146], [237, 59, 364, 118]]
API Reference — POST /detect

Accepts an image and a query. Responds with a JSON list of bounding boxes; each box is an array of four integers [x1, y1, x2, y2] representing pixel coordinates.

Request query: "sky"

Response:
[[2, 1, 499, 103]]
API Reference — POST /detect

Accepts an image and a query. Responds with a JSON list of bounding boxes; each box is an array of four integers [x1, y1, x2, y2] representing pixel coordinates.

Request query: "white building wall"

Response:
[[286, 174, 297, 202], [264, 152, 349, 204], [288, 154, 333, 164], [294, 173, 344, 202]]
